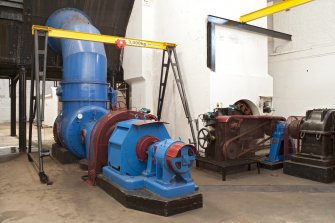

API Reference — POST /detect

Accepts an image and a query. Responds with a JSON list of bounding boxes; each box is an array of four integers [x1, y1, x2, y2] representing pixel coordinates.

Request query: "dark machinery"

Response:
[[284, 109, 335, 183], [197, 105, 285, 179], [197, 102, 253, 153]]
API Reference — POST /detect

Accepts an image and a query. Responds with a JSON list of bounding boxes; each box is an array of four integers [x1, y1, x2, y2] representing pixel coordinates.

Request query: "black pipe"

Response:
[[19, 67, 27, 151], [10, 77, 18, 137]]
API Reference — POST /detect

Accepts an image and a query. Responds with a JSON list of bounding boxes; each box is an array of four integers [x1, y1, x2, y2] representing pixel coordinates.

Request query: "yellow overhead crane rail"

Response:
[[32, 25, 177, 50], [240, 0, 313, 23], [31, 24, 197, 150]]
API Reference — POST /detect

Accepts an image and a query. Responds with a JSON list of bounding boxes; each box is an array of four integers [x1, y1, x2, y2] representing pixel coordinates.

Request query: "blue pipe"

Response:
[[46, 8, 108, 159]]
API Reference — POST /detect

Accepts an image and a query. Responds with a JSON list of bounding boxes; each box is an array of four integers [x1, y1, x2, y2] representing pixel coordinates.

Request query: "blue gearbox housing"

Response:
[[102, 119, 198, 198]]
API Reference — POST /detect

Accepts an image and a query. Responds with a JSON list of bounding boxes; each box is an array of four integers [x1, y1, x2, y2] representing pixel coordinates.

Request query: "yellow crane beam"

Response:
[[240, 0, 313, 23], [32, 25, 176, 50]]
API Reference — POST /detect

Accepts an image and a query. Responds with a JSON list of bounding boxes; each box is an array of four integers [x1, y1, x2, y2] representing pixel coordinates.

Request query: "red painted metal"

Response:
[[166, 143, 184, 172], [136, 136, 160, 162], [52, 120, 62, 146], [215, 115, 286, 160], [133, 120, 167, 126], [116, 39, 126, 49], [222, 122, 269, 160], [87, 110, 145, 185], [234, 100, 253, 115], [166, 143, 196, 172], [216, 115, 286, 123]]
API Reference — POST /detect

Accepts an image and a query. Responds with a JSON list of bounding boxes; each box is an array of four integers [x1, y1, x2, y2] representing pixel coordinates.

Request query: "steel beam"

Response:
[[240, 0, 313, 23], [32, 25, 176, 50], [207, 22, 216, 72], [208, 16, 292, 40], [207, 15, 292, 71]]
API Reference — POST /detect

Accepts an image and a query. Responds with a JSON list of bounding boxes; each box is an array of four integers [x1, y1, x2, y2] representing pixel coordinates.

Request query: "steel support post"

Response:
[[10, 77, 18, 136], [19, 66, 27, 151]]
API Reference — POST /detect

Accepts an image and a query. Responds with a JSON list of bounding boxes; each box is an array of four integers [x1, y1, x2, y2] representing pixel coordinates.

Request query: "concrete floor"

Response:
[[1, 123, 335, 223]]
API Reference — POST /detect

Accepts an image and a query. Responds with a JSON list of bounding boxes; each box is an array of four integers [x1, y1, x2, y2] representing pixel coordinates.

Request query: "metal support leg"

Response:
[[28, 58, 35, 157], [170, 47, 197, 146], [10, 77, 18, 137], [28, 29, 52, 185], [19, 67, 27, 151], [157, 49, 172, 120], [125, 82, 130, 109], [156, 47, 197, 146]]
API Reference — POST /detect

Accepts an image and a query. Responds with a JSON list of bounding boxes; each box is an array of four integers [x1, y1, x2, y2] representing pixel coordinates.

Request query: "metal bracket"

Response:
[[207, 15, 292, 72]]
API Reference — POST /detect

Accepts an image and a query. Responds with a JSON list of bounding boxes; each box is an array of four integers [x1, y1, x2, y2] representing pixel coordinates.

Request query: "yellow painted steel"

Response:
[[240, 0, 313, 23], [32, 25, 176, 50]]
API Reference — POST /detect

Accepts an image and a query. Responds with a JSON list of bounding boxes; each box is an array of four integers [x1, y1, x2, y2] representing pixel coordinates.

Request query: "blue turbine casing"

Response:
[[103, 120, 197, 198], [47, 8, 108, 158]]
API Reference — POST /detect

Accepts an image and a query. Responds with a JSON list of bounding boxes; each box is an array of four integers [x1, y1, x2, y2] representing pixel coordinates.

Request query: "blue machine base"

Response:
[[102, 166, 196, 198]]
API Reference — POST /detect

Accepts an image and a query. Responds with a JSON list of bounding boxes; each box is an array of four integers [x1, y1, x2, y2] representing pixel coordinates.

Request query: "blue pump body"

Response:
[[47, 8, 113, 159], [103, 119, 197, 198], [265, 121, 286, 163]]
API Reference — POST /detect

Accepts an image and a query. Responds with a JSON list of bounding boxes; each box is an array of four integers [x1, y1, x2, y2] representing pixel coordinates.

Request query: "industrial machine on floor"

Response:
[[260, 116, 304, 169], [284, 109, 335, 183], [94, 111, 202, 216], [197, 105, 285, 179], [197, 101, 254, 155], [30, 8, 201, 216], [103, 119, 197, 198]]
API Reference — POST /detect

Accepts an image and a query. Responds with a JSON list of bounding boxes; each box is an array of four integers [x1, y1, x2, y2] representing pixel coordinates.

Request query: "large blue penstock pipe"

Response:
[[46, 8, 108, 159]]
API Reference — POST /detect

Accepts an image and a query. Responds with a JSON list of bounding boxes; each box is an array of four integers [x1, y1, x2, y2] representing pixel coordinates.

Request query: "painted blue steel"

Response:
[[82, 119, 98, 158], [148, 139, 196, 198], [103, 120, 197, 198], [265, 121, 286, 163], [46, 8, 108, 158], [106, 119, 170, 176]]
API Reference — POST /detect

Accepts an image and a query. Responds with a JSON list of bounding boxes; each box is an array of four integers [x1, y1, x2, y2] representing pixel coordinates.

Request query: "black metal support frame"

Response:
[[157, 47, 197, 146], [10, 76, 18, 136], [207, 15, 292, 71], [19, 66, 26, 151], [28, 29, 52, 185]]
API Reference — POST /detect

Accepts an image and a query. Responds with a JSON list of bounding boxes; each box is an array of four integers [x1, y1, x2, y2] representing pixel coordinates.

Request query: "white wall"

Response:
[[44, 87, 59, 127], [0, 80, 11, 123], [269, 0, 335, 117], [211, 25, 273, 110], [124, 0, 272, 141], [0, 79, 54, 124]]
